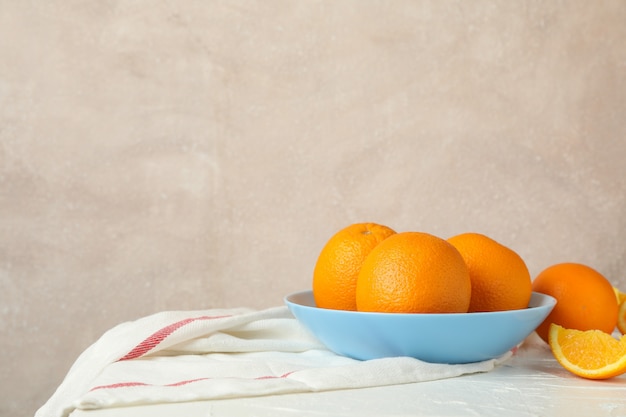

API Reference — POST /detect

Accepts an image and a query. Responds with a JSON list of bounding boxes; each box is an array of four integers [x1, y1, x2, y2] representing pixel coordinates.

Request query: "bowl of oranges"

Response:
[[285, 223, 557, 364], [285, 289, 555, 364]]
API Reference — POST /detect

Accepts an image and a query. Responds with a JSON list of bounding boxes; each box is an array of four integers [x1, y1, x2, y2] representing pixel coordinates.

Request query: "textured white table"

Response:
[[70, 334, 626, 417]]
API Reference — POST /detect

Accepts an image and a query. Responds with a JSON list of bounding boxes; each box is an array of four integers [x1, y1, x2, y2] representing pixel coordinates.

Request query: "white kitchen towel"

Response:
[[36, 306, 511, 417]]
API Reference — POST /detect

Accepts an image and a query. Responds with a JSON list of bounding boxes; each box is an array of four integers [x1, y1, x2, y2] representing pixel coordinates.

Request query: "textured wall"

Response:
[[2, 1, 626, 416]]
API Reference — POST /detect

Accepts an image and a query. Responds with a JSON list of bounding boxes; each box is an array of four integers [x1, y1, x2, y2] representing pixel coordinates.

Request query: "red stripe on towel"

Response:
[[118, 315, 231, 361], [165, 378, 210, 387], [255, 371, 295, 380], [90, 373, 295, 392], [91, 382, 149, 390]]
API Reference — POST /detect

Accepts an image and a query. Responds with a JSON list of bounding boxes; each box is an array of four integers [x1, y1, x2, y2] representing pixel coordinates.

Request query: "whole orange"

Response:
[[313, 223, 396, 310], [532, 262, 618, 343], [355, 231, 471, 314], [447, 232, 532, 313]]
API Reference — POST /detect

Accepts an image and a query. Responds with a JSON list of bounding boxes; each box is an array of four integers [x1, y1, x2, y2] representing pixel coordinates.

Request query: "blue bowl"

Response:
[[285, 290, 555, 364]]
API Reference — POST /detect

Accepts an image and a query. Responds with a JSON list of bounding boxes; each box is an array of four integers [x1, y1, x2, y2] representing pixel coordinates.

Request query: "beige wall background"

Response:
[[2, 1, 626, 416]]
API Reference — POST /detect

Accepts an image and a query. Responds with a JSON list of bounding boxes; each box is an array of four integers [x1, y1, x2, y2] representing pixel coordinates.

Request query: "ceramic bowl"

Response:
[[285, 290, 555, 364]]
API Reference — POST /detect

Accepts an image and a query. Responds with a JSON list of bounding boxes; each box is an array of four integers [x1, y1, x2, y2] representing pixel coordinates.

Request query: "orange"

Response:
[[532, 263, 618, 344], [618, 299, 626, 335], [446, 233, 532, 312], [549, 323, 626, 380], [355, 231, 471, 314], [313, 223, 396, 310]]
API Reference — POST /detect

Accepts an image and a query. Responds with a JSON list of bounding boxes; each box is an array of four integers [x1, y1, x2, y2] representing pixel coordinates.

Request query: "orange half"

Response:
[[549, 323, 626, 380]]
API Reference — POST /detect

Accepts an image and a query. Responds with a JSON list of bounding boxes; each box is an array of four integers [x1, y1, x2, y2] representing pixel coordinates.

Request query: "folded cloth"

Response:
[[36, 306, 511, 417]]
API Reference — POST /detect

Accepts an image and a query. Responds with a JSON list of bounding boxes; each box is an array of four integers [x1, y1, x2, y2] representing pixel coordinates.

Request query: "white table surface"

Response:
[[70, 334, 626, 417]]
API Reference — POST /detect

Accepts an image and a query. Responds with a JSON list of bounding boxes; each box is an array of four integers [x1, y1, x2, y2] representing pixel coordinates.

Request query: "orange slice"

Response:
[[549, 323, 626, 379], [618, 299, 626, 335], [614, 287, 626, 305]]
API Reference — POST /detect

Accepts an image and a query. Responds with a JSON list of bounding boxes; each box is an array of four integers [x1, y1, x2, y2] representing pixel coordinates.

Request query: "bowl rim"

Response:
[[285, 290, 556, 317]]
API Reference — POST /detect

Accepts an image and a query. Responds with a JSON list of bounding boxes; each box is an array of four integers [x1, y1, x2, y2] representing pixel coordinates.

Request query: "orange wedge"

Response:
[[549, 323, 626, 379], [614, 287, 626, 305], [615, 287, 626, 335], [618, 299, 626, 335]]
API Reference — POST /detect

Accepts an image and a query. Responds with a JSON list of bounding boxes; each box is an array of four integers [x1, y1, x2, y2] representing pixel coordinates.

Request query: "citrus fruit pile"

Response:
[[312, 222, 532, 314], [312, 222, 626, 380]]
